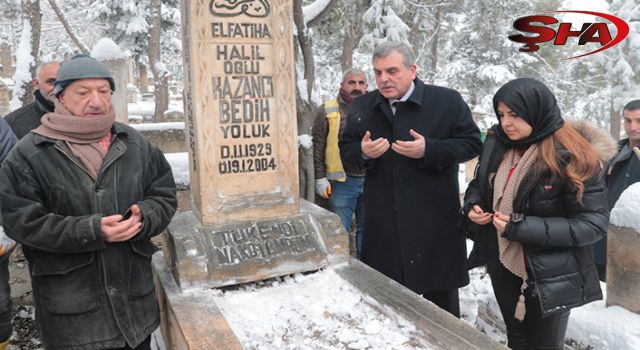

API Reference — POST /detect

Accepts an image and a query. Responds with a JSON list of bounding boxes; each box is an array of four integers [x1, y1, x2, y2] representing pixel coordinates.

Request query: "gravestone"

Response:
[[607, 225, 640, 314], [102, 58, 129, 124], [181, 0, 298, 226], [0, 43, 11, 78], [92, 38, 129, 124], [607, 182, 640, 314], [153, 1, 507, 349], [127, 84, 137, 104], [165, 0, 342, 291], [0, 81, 9, 116]]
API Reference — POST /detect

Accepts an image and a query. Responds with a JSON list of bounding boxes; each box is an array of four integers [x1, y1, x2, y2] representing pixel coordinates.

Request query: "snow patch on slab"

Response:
[[186, 269, 433, 349], [610, 182, 640, 232]]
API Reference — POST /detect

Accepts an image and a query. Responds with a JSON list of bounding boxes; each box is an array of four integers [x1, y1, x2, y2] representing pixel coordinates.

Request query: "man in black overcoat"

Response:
[[340, 41, 482, 317]]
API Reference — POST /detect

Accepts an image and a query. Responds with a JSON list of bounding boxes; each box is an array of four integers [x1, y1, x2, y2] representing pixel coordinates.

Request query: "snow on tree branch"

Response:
[[91, 38, 127, 60], [10, 19, 34, 111], [303, 0, 333, 25]]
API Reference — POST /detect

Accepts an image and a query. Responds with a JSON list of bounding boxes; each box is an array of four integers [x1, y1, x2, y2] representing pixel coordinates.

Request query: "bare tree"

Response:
[[293, 0, 337, 201], [47, 0, 89, 54], [339, 0, 370, 71], [13, 0, 42, 107], [148, 0, 168, 122], [610, 99, 621, 140], [293, 0, 315, 104]]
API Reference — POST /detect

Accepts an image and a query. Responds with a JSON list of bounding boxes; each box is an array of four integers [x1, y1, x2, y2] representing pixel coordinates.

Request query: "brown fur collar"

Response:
[[569, 119, 618, 162]]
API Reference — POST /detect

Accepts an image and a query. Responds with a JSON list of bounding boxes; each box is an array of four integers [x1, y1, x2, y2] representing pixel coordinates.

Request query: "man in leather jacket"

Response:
[[0, 55, 177, 350]]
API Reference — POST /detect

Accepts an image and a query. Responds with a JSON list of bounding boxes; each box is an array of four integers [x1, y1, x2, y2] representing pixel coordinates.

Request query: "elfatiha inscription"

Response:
[[210, 0, 271, 18], [211, 220, 318, 265], [211, 22, 271, 38]]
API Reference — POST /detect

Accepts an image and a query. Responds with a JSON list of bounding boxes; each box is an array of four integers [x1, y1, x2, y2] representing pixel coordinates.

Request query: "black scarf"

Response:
[[34, 90, 55, 112], [492, 78, 564, 147]]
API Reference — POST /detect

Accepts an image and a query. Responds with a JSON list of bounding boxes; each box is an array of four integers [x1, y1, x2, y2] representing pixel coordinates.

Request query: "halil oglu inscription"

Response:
[[181, 0, 298, 225]]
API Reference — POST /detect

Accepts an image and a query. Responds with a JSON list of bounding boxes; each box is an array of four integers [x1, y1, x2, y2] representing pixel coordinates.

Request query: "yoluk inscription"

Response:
[[213, 220, 318, 265]]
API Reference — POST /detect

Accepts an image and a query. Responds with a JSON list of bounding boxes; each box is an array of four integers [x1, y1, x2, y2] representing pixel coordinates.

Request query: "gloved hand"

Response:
[[315, 178, 332, 199], [0, 227, 15, 258], [0, 338, 8, 350]]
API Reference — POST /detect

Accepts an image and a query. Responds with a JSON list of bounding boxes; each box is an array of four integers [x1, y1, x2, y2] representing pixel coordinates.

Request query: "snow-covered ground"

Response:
[[461, 265, 640, 350]]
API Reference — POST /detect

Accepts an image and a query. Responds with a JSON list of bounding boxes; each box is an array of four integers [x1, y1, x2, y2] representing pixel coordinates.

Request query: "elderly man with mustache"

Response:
[[340, 41, 482, 317], [0, 55, 177, 350]]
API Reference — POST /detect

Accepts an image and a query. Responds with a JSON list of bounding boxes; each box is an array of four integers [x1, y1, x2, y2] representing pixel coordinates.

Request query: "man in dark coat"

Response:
[[0, 55, 177, 350], [597, 99, 640, 281], [340, 41, 482, 317], [4, 61, 60, 139]]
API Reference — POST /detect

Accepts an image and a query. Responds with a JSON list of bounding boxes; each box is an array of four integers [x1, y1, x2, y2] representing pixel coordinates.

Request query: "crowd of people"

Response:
[[315, 41, 638, 350], [0, 41, 637, 349]]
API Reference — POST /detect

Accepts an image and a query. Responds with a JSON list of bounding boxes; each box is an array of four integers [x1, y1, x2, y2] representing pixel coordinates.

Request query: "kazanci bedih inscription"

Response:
[[182, 0, 298, 226]]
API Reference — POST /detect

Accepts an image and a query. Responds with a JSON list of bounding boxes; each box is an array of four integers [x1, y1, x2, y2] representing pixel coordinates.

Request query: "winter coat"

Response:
[[462, 121, 613, 317], [0, 123, 177, 349], [340, 78, 482, 293], [0, 116, 17, 342], [312, 93, 365, 179], [4, 90, 54, 139], [606, 138, 640, 208], [0, 117, 17, 162]]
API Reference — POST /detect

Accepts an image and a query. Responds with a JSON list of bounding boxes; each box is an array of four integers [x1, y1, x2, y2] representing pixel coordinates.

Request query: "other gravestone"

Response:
[[0, 81, 10, 116], [607, 182, 640, 314], [0, 43, 11, 78], [91, 38, 129, 124]]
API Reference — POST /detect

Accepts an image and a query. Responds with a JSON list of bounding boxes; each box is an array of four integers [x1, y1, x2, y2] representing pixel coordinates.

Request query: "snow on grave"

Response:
[[610, 181, 640, 233], [189, 269, 431, 350]]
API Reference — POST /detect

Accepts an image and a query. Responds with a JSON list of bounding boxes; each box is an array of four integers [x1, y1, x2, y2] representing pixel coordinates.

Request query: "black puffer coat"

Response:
[[462, 122, 610, 317], [0, 123, 177, 349]]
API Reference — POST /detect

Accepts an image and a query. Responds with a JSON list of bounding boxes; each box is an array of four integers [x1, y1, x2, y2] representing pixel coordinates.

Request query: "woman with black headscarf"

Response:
[[461, 78, 612, 349]]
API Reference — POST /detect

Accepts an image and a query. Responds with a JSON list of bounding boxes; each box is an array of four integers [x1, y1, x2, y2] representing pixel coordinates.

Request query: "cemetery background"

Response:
[[1, 0, 640, 349]]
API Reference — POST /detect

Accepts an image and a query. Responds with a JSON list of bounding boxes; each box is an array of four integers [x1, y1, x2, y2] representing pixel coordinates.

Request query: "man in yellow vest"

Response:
[[312, 68, 368, 258]]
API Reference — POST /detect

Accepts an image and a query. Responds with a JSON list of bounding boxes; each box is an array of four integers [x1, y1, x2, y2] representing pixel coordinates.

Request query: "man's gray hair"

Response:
[[35, 61, 59, 81], [342, 68, 367, 83], [372, 41, 416, 67]]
